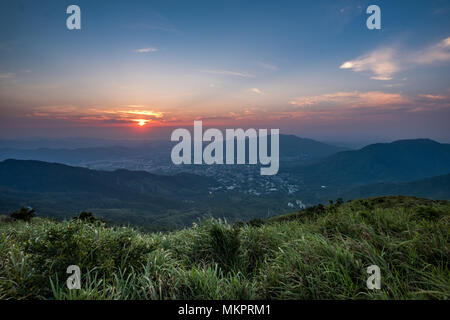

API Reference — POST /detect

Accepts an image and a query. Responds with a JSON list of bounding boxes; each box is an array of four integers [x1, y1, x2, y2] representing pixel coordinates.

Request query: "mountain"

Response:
[[287, 139, 450, 187], [278, 135, 346, 161], [0, 159, 215, 197], [0, 159, 221, 225], [0, 135, 345, 169], [0, 137, 133, 149], [3, 139, 449, 226], [0, 159, 298, 226], [342, 173, 450, 200], [0, 141, 171, 166]]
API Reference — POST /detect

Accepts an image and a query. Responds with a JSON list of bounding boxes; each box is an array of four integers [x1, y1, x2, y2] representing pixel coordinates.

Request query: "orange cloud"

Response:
[[30, 105, 166, 126], [25, 90, 449, 128]]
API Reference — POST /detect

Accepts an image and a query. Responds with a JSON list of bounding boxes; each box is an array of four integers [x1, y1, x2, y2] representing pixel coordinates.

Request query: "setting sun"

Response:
[[137, 120, 147, 126]]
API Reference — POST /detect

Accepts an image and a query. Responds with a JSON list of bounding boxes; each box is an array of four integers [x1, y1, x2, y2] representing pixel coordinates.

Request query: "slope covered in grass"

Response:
[[0, 196, 449, 300]]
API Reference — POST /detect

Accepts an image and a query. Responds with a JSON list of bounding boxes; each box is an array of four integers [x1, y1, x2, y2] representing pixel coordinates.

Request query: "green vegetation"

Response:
[[10, 207, 35, 222], [0, 159, 302, 228], [0, 196, 449, 300], [73, 211, 105, 224]]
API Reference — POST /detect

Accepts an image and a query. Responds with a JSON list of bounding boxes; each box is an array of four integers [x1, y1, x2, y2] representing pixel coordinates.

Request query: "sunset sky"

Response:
[[0, 0, 449, 142]]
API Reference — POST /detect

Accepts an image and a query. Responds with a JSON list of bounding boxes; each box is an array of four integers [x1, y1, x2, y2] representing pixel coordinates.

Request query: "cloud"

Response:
[[408, 92, 450, 112], [411, 37, 450, 64], [256, 62, 278, 71], [130, 13, 178, 33], [117, 108, 164, 118], [419, 94, 446, 100], [201, 69, 254, 78], [250, 88, 263, 95], [340, 48, 398, 80], [30, 105, 166, 125], [383, 83, 405, 88], [340, 37, 450, 80], [133, 23, 178, 33], [290, 91, 411, 109], [219, 90, 449, 122], [287, 90, 450, 120], [135, 47, 158, 53], [0, 72, 15, 79]]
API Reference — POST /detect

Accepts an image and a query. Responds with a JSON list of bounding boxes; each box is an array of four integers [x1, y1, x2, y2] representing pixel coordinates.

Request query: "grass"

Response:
[[0, 196, 449, 300]]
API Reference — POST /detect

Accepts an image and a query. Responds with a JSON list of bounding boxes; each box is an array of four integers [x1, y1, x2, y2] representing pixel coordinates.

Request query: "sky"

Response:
[[0, 0, 449, 143]]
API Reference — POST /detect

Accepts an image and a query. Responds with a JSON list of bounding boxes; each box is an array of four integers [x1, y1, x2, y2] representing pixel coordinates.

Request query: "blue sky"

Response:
[[0, 0, 449, 142]]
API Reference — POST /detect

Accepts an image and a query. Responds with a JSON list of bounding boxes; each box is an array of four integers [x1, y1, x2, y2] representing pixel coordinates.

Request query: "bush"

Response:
[[73, 211, 103, 223], [10, 207, 35, 222]]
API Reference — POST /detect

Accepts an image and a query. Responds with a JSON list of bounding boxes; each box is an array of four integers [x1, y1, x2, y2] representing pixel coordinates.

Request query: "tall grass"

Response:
[[0, 196, 448, 300]]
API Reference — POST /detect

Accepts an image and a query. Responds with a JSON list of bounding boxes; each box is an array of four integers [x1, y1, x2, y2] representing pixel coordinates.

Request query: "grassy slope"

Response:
[[0, 196, 449, 300]]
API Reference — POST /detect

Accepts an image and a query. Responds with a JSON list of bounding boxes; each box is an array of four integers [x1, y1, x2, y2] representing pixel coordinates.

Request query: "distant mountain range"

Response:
[[1, 138, 449, 227], [0, 159, 295, 226], [278, 135, 346, 160], [287, 139, 450, 187], [0, 135, 346, 168], [0, 142, 171, 166]]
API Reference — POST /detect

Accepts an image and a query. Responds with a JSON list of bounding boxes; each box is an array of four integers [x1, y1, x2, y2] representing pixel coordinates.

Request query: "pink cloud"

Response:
[[290, 91, 411, 109], [419, 94, 447, 100]]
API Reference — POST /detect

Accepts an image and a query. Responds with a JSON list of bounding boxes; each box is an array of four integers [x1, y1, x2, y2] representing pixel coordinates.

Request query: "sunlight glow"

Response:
[[136, 119, 148, 126]]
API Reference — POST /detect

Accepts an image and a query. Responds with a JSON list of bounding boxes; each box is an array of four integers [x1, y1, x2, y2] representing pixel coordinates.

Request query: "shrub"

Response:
[[248, 218, 264, 227], [10, 207, 35, 222], [73, 211, 103, 223]]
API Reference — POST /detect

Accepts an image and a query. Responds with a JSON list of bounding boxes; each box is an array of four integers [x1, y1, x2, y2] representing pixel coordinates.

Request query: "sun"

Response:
[[137, 120, 147, 126]]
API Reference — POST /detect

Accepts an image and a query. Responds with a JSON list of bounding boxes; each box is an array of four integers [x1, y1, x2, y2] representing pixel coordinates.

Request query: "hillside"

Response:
[[2, 137, 450, 227], [0, 196, 448, 300], [0, 159, 301, 227], [342, 174, 450, 200], [287, 139, 450, 186], [0, 159, 219, 226], [278, 135, 346, 160], [0, 159, 215, 196]]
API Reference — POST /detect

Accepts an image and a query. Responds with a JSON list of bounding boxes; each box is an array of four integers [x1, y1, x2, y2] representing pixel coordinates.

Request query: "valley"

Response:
[[1, 137, 450, 229]]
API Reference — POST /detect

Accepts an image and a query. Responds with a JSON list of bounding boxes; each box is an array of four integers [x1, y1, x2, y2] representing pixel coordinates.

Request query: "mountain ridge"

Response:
[[287, 138, 450, 186], [341, 173, 450, 200], [0, 159, 216, 196], [0, 134, 346, 167]]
